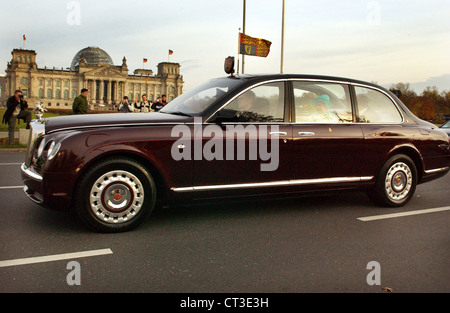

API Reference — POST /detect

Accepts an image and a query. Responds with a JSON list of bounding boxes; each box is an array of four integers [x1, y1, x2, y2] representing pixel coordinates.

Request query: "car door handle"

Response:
[[269, 131, 288, 136], [298, 131, 315, 136]]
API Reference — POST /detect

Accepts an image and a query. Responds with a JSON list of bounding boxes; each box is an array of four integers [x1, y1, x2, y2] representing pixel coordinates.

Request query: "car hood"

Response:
[[43, 112, 191, 134]]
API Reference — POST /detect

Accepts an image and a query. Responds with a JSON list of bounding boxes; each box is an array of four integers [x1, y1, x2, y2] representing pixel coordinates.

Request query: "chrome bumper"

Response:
[[21, 163, 43, 182], [21, 163, 44, 204]]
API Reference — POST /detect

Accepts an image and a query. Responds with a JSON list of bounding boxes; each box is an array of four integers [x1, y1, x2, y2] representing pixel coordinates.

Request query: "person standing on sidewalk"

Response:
[[2, 90, 31, 145], [72, 88, 88, 114]]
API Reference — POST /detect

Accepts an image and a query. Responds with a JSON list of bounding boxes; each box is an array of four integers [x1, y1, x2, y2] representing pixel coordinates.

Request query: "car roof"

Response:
[[222, 73, 404, 112], [236, 73, 380, 87]]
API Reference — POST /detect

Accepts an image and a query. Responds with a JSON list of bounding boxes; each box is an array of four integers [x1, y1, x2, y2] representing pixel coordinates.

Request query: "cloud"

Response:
[[1, 0, 449, 94], [383, 73, 450, 93], [409, 74, 450, 93]]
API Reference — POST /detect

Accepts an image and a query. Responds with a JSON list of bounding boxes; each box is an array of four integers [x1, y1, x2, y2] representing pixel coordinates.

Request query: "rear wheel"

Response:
[[74, 157, 156, 232], [368, 154, 417, 207]]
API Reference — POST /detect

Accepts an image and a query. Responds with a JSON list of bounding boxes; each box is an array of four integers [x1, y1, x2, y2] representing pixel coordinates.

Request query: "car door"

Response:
[[191, 80, 293, 197], [353, 84, 407, 177], [289, 80, 366, 188]]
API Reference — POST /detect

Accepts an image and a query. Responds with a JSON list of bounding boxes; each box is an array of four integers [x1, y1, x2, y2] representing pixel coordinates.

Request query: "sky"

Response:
[[1, 0, 449, 93]]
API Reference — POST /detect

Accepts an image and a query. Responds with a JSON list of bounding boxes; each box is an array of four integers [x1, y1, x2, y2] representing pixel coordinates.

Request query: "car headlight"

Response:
[[36, 139, 61, 161], [46, 141, 61, 160], [36, 138, 45, 159]]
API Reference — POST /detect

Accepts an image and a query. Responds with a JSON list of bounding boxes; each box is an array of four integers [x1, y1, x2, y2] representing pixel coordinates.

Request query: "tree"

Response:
[[388, 83, 450, 123], [389, 82, 417, 113]]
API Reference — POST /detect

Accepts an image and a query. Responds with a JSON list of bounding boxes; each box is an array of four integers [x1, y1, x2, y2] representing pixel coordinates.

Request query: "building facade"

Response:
[[0, 75, 6, 107], [4, 47, 183, 110]]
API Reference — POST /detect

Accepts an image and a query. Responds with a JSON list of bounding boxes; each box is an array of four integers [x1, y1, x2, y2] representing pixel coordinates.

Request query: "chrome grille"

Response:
[[25, 121, 45, 166]]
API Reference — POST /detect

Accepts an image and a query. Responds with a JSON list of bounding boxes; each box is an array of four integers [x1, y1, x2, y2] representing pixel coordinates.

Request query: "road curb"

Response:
[[0, 148, 27, 153]]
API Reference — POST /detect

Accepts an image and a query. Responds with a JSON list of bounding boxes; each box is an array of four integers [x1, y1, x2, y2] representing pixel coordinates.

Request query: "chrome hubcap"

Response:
[[385, 162, 412, 202], [89, 170, 144, 224]]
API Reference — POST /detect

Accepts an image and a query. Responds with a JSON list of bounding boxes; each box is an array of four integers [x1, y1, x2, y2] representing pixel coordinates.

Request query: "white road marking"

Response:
[[357, 206, 450, 222], [0, 186, 24, 190], [0, 248, 113, 268]]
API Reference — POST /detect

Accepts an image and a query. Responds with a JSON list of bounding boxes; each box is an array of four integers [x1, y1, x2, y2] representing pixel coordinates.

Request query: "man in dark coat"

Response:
[[2, 90, 32, 145], [72, 88, 88, 114]]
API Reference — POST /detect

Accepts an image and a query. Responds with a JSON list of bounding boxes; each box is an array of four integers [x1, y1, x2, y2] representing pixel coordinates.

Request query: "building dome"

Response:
[[70, 46, 114, 70]]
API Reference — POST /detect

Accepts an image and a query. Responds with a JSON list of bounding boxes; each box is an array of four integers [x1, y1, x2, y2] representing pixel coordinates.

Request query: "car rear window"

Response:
[[355, 86, 402, 123]]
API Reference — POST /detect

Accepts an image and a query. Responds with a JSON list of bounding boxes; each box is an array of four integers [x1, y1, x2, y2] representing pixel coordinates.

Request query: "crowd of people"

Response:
[[116, 94, 168, 113], [72, 89, 169, 114]]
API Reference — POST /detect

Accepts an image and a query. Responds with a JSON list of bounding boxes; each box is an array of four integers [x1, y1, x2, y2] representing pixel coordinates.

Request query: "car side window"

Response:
[[355, 86, 402, 123], [293, 82, 352, 123], [218, 82, 285, 123]]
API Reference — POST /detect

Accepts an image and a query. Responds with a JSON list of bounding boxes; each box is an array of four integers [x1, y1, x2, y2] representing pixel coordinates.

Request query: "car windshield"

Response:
[[441, 121, 450, 128], [160, 77, 242, 116]]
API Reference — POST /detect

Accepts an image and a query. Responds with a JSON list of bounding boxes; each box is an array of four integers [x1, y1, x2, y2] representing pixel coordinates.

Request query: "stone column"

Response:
[[106, 80, 111, 105], [89, 80, 95, 102], [67, 79, 71, 102], [93, 80, 96, 103], [114, 81, 118, 103], [99, 80, 104, 104]]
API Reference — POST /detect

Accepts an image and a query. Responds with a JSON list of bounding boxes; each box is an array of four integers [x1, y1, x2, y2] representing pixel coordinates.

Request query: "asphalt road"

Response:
[[0, 151, 449, 297]]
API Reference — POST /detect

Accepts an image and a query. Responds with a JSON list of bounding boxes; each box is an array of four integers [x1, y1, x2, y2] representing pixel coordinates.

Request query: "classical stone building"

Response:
[[0, 75, 7, 106], [4, 47, 183, 110]]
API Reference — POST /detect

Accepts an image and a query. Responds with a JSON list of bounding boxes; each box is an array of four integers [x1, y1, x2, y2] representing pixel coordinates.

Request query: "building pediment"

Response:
[[83, 66, 127, 79]]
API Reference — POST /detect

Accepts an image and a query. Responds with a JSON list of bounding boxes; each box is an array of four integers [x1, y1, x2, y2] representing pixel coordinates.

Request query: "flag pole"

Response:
[[242, 0, 246, 74], [280, 0, 285, 73], [237, 29, 241, 75]]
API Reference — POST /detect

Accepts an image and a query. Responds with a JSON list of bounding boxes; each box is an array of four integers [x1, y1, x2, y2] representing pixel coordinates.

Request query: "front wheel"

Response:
[[74, 157, 156, 232], [368, 154, 417, 207]]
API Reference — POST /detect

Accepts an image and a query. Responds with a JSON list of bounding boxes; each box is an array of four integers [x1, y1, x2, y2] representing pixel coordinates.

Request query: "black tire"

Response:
[[368, 154, 417, 207], [73, 157, 156, 232]]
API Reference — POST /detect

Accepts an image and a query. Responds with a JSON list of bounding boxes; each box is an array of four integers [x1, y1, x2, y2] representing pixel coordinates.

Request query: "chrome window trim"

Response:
[[289, 78, 405, 125], [204, 79, 288, 123], [171, 176, 373, 192], [203, 77, 405, 125], [349, 82, 405, 124]]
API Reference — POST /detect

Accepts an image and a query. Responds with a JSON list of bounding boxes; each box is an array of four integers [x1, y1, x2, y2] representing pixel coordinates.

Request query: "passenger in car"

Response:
[[357, 94, 379, 123], [311, 94, 339, 122]]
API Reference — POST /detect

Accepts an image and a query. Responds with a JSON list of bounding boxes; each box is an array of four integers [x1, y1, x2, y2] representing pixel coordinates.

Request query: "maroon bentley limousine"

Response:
[[21, 74, 450, 232]]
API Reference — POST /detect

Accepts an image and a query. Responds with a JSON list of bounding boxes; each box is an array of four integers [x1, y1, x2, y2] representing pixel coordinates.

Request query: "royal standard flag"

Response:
[[239, 33, 271, 57]]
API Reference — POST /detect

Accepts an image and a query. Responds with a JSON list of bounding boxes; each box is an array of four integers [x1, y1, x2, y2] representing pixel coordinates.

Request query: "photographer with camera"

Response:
[[2, 90, 32, 145]]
